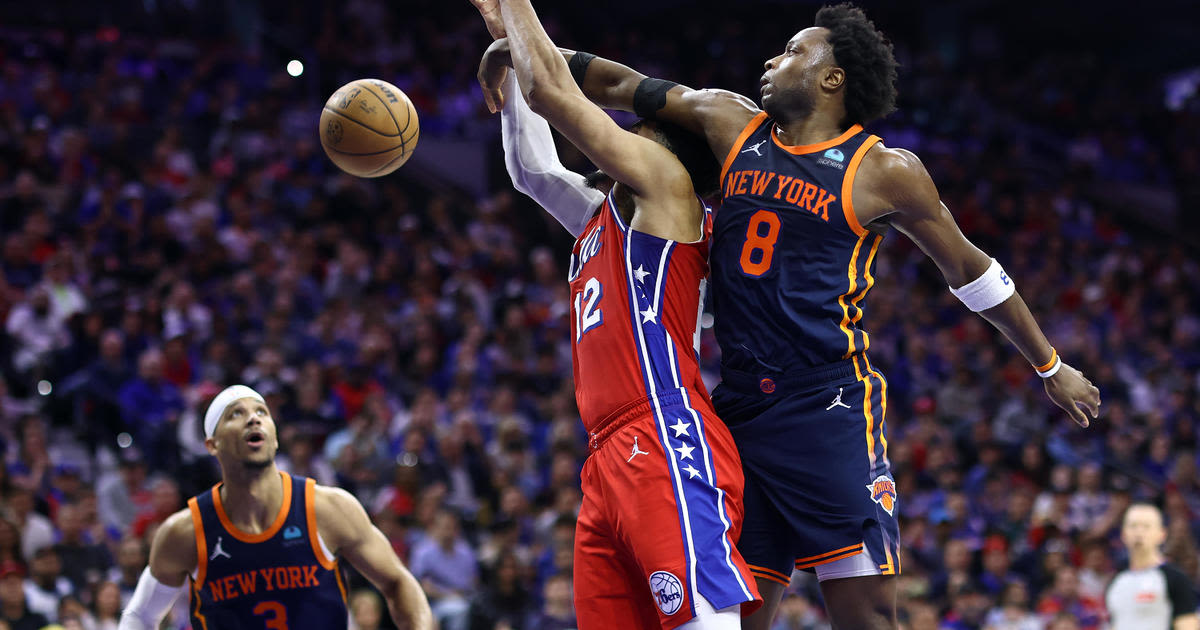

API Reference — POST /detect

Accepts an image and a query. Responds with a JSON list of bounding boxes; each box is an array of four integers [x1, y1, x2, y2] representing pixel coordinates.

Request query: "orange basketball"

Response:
[[319, 79, 419, 178]]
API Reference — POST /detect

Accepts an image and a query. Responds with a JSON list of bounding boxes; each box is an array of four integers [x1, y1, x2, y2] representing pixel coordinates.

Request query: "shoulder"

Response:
[[1160, 563, 1195, 587], [155, 507, 197, 545], [680, 88, 760, 115], [856, 142, 939, 215], [311, 483, 371, 546], [148, 507, 198, 578]]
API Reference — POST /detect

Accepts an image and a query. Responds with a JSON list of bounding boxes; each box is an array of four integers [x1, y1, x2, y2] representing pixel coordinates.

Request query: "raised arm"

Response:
[[118, 509, 195, 629], [496, 0, 693, 213], [859, 146, 1101, 427], [485, 41, 604, 237], [316, 485, 433, 630], [470, 0, 757, 167]]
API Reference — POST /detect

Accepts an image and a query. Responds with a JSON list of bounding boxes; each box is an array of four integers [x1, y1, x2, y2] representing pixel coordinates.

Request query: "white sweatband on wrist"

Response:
[[203, 384, 265, 438], [1035, 349, 1062, 378], [501, 73, 605, 237], [949, 258, 1016, 312], [118, 567, 183, 630]]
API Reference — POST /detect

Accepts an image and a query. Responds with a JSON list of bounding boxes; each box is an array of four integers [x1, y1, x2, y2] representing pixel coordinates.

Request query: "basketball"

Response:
[[319, 79, 419, 178]]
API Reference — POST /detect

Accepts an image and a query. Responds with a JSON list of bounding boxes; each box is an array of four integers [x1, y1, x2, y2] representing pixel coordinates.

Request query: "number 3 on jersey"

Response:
[[253, 601, 288, 630], [573, 277, 603, 342], [739, 210, 781, 276]]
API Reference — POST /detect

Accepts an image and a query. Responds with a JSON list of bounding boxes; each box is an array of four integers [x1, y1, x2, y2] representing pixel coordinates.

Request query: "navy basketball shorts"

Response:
[[711, 355, 901, 587]]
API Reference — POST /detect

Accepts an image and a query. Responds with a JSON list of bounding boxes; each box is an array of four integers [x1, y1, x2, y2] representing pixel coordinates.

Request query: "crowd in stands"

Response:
[[0, 1, 1198, 629]]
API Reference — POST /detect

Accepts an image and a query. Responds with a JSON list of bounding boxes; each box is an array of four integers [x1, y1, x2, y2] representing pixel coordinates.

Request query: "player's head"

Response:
[[762, 3, 898, 128], [1121, 501, 1166, 553], [204, 385, 278, 472], [586, 119, 721, 198]]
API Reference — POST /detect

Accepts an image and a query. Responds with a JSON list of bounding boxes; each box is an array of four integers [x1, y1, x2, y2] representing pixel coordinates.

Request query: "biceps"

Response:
[[893, 203, 989, 286], [342, 527, 405, 587]]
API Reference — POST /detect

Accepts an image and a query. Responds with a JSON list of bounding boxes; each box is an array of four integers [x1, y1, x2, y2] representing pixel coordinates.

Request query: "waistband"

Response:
[[587, 391, 689, 451], [720, 358, 858, 395]]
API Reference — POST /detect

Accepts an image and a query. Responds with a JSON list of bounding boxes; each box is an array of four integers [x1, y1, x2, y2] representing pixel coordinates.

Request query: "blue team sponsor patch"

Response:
[[283, 525, 303, 540], [823, 148, 845, 162]]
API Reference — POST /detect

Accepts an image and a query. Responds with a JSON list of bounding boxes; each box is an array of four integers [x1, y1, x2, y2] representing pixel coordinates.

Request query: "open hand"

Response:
[[1044, 361, 1101, 428], [477, 38, 513, 113], [468, 0, 506, 39]]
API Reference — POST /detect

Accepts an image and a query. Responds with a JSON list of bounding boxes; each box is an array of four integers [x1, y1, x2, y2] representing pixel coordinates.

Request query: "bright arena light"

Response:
[[287, 59, 304, 77]]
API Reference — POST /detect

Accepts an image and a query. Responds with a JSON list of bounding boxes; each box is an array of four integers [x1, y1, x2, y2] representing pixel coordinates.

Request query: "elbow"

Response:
[[522, 82, 556, 117]]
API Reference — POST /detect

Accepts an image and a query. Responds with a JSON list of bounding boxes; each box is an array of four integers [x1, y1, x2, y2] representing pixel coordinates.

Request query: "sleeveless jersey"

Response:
[[713, 112, 883, 374], [568, 190, 714, 433], [188, 472, 348, 630]]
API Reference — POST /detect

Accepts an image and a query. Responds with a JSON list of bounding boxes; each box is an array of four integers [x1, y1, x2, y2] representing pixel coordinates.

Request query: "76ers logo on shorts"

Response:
[[867, 475, 897, 515], [648, 571, 683, 615]]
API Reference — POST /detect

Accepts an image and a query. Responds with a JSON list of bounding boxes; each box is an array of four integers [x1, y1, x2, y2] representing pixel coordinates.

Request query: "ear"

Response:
[[824, 66, 845, 91], [204, 436, 218, 456]]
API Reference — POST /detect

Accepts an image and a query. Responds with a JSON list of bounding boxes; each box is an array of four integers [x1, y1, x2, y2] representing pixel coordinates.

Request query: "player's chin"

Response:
[[241, 453, 275, 470]]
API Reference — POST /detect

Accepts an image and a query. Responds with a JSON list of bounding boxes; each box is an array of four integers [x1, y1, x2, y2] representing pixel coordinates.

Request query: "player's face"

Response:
[[206, 397, 279, 469], [761, 27, 837, 123], [1121, 505, 1165, 551]]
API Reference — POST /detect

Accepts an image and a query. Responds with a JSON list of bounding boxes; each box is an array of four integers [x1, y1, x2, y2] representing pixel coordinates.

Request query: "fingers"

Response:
[[1087, 385, 1101, 418], [1067, 402, 1090, 428]]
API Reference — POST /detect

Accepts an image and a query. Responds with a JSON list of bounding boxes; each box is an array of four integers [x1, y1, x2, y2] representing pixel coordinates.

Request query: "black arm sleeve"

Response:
[[1162, 564, 1199, 618]]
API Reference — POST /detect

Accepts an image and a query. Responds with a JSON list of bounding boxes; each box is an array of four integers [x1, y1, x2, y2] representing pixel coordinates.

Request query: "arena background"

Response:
[[0, 1, 1198, 628]]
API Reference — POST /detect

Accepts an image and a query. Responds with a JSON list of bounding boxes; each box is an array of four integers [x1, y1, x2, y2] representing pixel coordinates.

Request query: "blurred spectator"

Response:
[[91, 581, 122, 630], [0, 562, 49, 630], [52, 503, 112, 591], [410, 509, 477, 630], [1106, 503, 1198, 630], [21, 547, 71, 622], [5, 490, 52, 563], [117, 349, 184, 472], [527, 572, 576, 630], [105, 537, 145, 606], [348, 589, 384, 630], [467, 551, 532, 630], [129, 478, 180, 540], [95, 449, 147, 535]]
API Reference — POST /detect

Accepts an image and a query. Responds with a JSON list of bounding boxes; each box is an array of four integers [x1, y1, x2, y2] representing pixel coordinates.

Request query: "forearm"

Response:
[[559, 47, 645, 111], [385, 571, 434, 630], [501, 73, 603, 236], [499, 0, 574, 100], [976, 292, 1055, 367]]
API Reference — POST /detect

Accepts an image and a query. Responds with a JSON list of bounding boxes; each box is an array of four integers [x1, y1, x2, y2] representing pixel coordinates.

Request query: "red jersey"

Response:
[[569, 190, 713, 434]]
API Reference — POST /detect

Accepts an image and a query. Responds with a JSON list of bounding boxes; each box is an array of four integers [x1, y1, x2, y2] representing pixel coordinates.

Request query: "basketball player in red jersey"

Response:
[[469, 1, 760, 629], [118, 385, 432, 630], [477, 3, 1101, 629]]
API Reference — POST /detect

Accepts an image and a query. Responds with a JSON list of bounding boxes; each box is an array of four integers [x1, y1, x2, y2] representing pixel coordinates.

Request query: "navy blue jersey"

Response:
[[713, 112, 883, 374], [188, 472, 348, 630]]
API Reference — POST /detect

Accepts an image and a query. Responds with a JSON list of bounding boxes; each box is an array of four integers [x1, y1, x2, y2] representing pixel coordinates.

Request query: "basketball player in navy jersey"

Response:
[[118, 385, 432, 630], [477, 3, 1101, 629]]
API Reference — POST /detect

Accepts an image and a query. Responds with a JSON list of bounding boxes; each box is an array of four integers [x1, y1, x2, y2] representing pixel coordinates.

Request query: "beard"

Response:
[[762, 81, 817, 127], [241, 453, 275, 470]]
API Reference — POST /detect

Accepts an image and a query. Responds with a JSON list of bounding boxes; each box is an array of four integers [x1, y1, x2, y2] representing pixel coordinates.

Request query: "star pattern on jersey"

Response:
[[633, 265, 650, 284], [683, 464, 701, 479], [670, 419, 691, 437], [640, 306, 657, 324], [674, 443, 695, 461]]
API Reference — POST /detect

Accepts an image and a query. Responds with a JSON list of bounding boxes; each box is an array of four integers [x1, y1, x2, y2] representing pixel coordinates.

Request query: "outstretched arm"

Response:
[[317, 486, 433, 630], [485, 41, 604, 237], [496, 0, 692, 215], [863, 147, 1101, 427]]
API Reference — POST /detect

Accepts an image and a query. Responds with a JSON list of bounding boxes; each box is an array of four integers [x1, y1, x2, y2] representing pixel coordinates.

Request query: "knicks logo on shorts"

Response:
[[648, 571, 683, 615], [867, 475, 897, 516]]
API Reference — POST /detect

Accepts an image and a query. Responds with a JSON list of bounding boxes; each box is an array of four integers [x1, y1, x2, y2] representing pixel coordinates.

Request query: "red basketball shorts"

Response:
[[573, 393, 761, 630]]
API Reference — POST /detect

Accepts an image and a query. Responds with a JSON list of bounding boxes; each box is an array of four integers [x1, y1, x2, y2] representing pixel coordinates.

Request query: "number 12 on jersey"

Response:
[[739, 209, 781, 276], [573, 277, 603, 342]]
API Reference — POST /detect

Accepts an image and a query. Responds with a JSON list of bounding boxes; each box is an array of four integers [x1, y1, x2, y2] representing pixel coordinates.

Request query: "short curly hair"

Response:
[[815, 3, 899, 127]]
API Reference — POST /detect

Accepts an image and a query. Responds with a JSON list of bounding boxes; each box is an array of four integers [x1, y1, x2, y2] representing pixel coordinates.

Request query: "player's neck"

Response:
[[772, 108, 849, 147], [219, 465, 284, 528], [1129, 548, 1163, 571]]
